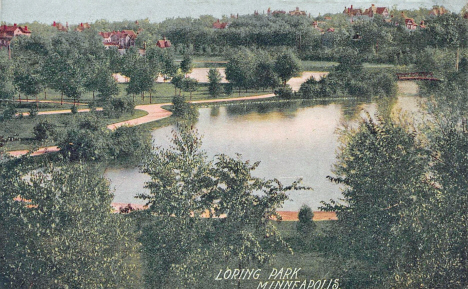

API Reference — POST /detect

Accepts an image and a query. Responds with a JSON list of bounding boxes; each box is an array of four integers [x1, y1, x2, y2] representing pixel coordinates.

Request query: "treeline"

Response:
[[298, 58, 397, 99], [15, 9, 468, 63]]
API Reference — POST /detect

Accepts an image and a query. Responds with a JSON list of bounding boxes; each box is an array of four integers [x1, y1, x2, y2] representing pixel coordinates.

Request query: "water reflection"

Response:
[[106, 96, 417, 211]]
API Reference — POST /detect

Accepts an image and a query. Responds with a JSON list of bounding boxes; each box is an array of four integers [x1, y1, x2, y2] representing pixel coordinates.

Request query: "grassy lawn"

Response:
[[196, 220, 338, 289], [5, 83, 272, 107], [126, 83, 273, 106], [301, 60, 338, 71], [1, 109, 148, 151]]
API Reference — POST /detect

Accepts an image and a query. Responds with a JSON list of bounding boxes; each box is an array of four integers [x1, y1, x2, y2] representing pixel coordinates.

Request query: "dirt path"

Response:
[[8, 72, 324, 156]]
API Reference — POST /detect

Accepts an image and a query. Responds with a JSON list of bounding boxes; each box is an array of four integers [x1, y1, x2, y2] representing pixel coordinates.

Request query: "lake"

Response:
[[106, 83, 422, 211]]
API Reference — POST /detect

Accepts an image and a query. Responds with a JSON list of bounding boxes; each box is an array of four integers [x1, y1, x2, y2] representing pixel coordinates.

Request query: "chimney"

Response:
[[351, 5, 353, 10], [372, 4, 375, 6], [81, 23, 83, 27], [53, 21, 56, 26], [14, 23, 17, 27], [24, 26, 28, 30]]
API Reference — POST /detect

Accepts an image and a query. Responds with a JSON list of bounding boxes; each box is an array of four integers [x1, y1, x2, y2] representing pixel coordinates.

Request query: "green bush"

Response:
[[296, 205, 316, 236], [33, 120, 56, 141], [274, 85, 295, 99]]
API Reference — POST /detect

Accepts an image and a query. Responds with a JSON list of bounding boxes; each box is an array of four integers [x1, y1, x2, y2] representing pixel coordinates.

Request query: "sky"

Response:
[[0, 0, 467, 25]]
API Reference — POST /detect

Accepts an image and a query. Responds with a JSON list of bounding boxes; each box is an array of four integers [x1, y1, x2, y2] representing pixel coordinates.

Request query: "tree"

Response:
[[0, 160, 141, 288], [0, 51, 15, 100], [225, 48, 256, 94], [42, 33, 91, 104], [11, 35, 49, 103], [274, 50, 302, 86], [207, 68, 222, 97], [321, 114, 432, 288], [255, 56, 280, 91], [296, 205, 316, 236], [182, 77, 198, 100], [126, 57, 156, 101], [33, 120, 56, 141], [179, 54, 193, 76], [138, 126, 300, 288], [56, 114, 110, 161], [170, 72, 184, 96]]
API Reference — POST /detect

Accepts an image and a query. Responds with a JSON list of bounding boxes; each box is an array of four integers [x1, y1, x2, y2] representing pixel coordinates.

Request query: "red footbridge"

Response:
[[396, 72, 442, 81]]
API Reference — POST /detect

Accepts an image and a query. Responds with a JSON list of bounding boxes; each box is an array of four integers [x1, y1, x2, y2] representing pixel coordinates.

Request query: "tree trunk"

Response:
[[93, 91, 95, 101], [142, 92, 145, 101], [19, 93, 21, 104], [150, 91, 152, 104], [36, 95, 38, 109], [456, 48, 460, 72], [44, 91, 47, 100], [133, 94, 135, 102], [61, 92, 63, 105]]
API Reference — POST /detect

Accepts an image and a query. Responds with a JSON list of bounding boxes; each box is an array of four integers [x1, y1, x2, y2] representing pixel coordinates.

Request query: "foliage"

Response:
[[181, 77, 199, 100], [170, 73, 184, 96], [296, 205, 316, 236], [108, 125, 152, 165], [104, 97, 135, 118], [33, 120, 56, 141], [0, 160, 141, 288], [179, 54, 193, 76], [0, 51, 15, 100], [274, 85, 295, 99], [321, 114, 433, 287], [55, 114, 110, 161], [274, 50, 302, 86], [171, 95, 199, 122], [207, 68, 222, 97], [138, 126, 300, 288], [299, 62, 397, 99]]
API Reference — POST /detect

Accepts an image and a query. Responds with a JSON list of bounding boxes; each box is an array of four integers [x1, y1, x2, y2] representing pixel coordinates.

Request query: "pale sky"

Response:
[[0, 0, 466, 24]]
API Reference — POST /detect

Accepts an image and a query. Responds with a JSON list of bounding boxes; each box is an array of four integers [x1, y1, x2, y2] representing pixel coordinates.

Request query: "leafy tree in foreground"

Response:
[[322, 114, 432, 288], [138, 125, 301, 288], [0, 160, 141, 288]]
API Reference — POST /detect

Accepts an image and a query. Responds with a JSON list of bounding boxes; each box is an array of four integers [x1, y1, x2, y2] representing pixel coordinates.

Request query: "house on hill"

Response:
[[156, 37, 171, 48], [343, 5, 362, 17], [363, 4, 389, 18], [99, 30, 137, 49], [429, 6, 448, 16], [75, 23, 91, 32], [289, 7, 307, 16], [405, 18, 418, 30], [52, 21, 68, 32], [212, 19, 229, 29], [0, 24, 31, 49]]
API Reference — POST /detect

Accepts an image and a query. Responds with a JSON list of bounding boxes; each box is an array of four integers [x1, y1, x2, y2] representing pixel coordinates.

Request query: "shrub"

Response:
[[172, 95, 198, 122], [274, 85, 295, 99], [33, 120, 56, 141], [296, 205, 316, 236]]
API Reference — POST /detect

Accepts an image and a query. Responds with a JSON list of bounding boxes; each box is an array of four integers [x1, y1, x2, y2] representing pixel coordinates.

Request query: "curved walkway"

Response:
[[8, 72, 327, 156]]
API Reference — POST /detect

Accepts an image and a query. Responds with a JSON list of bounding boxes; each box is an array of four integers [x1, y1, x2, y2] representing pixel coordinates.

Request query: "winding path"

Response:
[[7, 72, 327, 156]]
